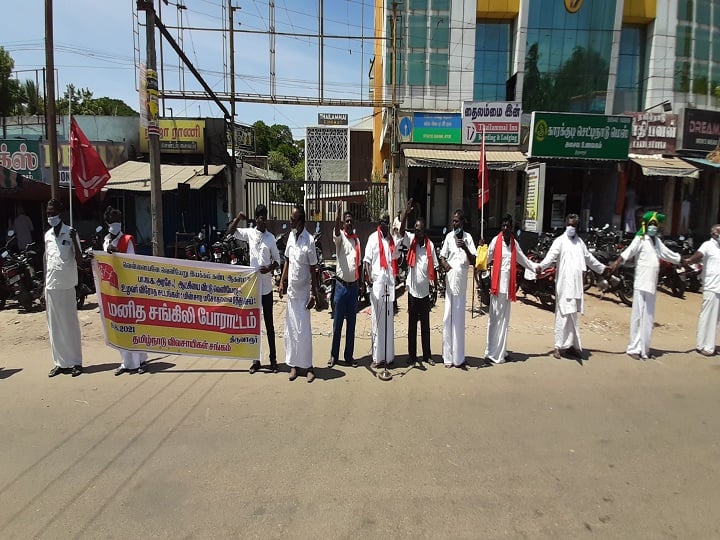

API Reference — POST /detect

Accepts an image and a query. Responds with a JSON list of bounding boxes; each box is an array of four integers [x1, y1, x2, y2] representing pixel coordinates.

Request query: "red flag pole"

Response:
[[68, 87, 74, 227], [480, 125, 485, 240]]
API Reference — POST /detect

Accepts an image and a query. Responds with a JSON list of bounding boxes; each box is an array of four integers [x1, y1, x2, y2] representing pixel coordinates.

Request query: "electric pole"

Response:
[[228, 1, 237, 216], [389, 1, 399, 217], [138, 0, 165, 256], [44, 0, 60, 198]]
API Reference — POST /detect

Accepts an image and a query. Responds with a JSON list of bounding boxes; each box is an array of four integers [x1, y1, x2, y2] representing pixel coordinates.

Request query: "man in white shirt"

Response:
[[539, 213, 606, 360], [398, 199, 437, 366], [684, 224, 720, 357], [485, 214, 538, 363], [364, 210, 400, 368], [328, 201, 360, 368], [439, 209, 476, 369], [609, 211, 680, 360], [228, 204, 281, 373], [44, 199, 83, 378], [280, 205, 321, 382]]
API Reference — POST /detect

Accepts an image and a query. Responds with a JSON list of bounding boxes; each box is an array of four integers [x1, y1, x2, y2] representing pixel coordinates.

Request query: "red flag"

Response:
[[477, 127, 490, 208], [70, 117, 110, 203]]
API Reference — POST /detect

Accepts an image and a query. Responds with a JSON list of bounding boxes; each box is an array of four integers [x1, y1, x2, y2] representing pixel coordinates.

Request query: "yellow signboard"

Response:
[[139, 119, 205, 154], [93, 252, 260, 360]]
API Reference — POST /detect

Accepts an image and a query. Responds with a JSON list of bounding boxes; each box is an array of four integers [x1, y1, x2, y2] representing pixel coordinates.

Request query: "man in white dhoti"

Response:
[[103, 206, 149, 375], [538, 213, 606, 360], [610, 212, 681, 360], [228, 204, 281, 374], [398, 199, 438, 366], [683, 224, 720, 357], [44, 199, 83, 377], [485, 215, 538, 363], [363, 210, 400, 368], [439, 210, 476, 369], [280, 205, 321, 382]]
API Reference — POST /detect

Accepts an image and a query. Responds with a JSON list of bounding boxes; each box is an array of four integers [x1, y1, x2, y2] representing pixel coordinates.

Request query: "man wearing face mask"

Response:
[[485, 214, 539, 363], [364, 210, 400, 368], [103, 206, 149, 375], [44, 199, 84, 377], [683, 224, 720, 357], [538, 213, 606, 359], [609, 212, 680, 360], [228, 204, 281, 374], [439, 209, 476, 369], [398, 198, 438, 366]]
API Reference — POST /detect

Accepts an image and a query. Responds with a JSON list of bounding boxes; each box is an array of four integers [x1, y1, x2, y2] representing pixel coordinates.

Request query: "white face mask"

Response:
[[566, 225, 576, 238], [47, 215, 61, 227], [108, 222, 121, 235], [646, 225, 658, 237]]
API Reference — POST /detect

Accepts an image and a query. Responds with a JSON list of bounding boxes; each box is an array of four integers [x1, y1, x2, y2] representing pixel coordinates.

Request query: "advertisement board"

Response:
[[523, 163, 545, 233], [528, 112, 632, 159], [411, 112, 461, 144], [139, 119, 205, 154], [0, 139, 42, 180], [462, 101, 522, 145], [627, 112, 678, 154], [93, 252, 261, 360], [682, 108, 720, 151]]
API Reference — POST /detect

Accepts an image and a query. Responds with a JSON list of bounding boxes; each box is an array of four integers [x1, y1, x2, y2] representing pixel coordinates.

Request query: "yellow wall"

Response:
[[477, 0, 519, 20], [623, 0, 656, 24]]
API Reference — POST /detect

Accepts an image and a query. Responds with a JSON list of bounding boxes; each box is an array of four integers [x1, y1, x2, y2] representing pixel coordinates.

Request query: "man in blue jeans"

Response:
[[328, 200, 360, 368]]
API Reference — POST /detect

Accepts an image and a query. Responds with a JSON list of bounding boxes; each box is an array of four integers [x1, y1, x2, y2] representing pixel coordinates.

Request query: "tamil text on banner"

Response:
[[92, 252, 260, 360]]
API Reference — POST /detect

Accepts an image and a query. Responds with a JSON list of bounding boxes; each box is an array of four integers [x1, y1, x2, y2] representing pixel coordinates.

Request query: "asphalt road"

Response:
[[1, 284, 719, 539]]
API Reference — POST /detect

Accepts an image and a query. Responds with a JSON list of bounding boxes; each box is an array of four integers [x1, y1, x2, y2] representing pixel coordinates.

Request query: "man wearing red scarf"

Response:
[[328, 201, 361, 368], [485, 215, 538, 363], [398, 199, 438, 366], [363, 210, 400, 367]]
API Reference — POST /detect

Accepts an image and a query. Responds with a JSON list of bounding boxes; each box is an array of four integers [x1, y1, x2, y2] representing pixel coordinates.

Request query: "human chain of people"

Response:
[[31, 198, 720, 382]]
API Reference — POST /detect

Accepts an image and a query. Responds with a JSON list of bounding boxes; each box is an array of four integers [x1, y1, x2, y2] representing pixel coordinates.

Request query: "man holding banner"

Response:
[[280, 205, 322, 382], [228, 204, 281, 374]]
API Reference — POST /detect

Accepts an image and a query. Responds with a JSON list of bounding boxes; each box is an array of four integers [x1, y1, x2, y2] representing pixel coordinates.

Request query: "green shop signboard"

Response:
[[0, 139, 42, 180], [411, 113, 461, 144], [529, 113, 632, 160]]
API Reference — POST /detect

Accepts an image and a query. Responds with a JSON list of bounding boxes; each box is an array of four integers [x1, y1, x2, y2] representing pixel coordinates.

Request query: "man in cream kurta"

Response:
[[684, 224, 720, 357], [610, 212, 681, 360], [539, 214, 606, 359], [485, 215, 538, 364], [363, 211, 400, 367], [439, 210, 476, 368], [280, 205, 320, 382]]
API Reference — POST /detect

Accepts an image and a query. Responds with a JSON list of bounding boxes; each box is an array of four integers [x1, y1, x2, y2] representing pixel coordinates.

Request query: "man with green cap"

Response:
[[609, 211, 681, 360]]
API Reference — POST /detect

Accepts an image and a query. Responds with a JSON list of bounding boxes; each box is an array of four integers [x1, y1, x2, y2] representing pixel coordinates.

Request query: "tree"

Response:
[[57, 85, 138, 116], [252, 120, 301, 165], [0, 47, 16, 117]]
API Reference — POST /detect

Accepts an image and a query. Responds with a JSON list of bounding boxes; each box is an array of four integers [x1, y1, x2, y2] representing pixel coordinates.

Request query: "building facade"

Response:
[[372, 0, 720, 239]]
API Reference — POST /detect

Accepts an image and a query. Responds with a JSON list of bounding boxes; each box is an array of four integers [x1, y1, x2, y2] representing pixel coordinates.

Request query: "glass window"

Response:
[[475, 21, 511, 100], [614, 26, 645, 113], [678, 0, 693, 21], [407, 52, 426, 85], [674, 61, 691, 92], [433, 0, 450, 10], [697, 0, 711, 23], [676, 25, 692, 57], [429, 52, 448, 85], [715, 2, 720, 27], [523, 0, 617, 112], [693, 62, 709, 94], [430, 15, 449, 49], [408, 14, 427, 49], [714, 31, 720, 62], [409, 0, 428, 10], [695, 28, 710, 61]]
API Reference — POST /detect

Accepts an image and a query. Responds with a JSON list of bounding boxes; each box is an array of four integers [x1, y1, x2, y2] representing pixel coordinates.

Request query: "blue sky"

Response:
[[4, 0, 376, 138]]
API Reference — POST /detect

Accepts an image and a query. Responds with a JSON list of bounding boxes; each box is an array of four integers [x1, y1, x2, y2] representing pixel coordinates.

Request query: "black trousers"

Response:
[[261, 291, 276, 362], [408, 293, 431, 361]]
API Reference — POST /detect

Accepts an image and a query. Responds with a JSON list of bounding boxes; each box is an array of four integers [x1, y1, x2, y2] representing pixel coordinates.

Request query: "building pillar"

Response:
[[450, 168, 463, 214], [663, 177, 675, 233], [505, 171, 517, 221]]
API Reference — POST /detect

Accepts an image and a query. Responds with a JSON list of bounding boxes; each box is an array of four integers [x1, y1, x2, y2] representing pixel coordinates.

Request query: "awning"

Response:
[[105, 161, 226, 192], [684, 157, 720, 169], [630, 157, 699, 178], [403, 148, 527, 171], [0, 166, 52, 201]]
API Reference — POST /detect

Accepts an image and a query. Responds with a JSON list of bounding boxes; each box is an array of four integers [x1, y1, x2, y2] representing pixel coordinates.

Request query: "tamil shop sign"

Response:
[[410, 112, 461, 144], [461, 101, 522, 145], [0, 139, 42, 180], [682, 108, 720, 152], [528, 112, 631, 159], [139, 119, 205, 154], [626, 112, 678, 154]]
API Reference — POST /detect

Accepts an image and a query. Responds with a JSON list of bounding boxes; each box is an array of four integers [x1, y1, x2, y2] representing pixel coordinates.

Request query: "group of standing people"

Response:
[[41, 197, 720, 381]]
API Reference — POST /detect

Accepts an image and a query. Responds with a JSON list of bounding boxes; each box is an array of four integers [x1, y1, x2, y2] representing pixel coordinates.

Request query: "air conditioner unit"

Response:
[[382, 159, 389, 176]]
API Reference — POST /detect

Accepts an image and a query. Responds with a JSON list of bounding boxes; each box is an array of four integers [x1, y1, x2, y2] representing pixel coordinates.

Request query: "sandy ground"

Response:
[[1, 278, 719, 539]]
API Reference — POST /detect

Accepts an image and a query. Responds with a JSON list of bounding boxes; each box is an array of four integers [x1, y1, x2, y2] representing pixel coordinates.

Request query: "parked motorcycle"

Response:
[[515, 253, 556, 310], [313, 223, 335, 310], [273, 224, 289, 286], [590, 249, 634, 306], [2, 239, 45, 311]]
